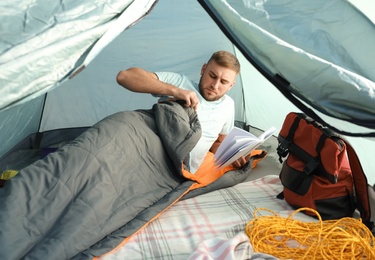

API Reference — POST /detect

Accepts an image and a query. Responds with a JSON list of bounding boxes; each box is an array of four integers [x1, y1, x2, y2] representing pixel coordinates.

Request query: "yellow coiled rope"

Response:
[[245, 207, 375, 259]]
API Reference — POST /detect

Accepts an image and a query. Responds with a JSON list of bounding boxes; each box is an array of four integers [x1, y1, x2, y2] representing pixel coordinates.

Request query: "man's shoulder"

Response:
[[155, 71, 187, 80], [155, 72, 194, 87], [221, 94, 235, 106]]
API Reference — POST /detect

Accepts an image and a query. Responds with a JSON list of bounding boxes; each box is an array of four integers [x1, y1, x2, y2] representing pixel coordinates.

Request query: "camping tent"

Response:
[[1, 0, 374, 184], [1, 0, 375, 258]]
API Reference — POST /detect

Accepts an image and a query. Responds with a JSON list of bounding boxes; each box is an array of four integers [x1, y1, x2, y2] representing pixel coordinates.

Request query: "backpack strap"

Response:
[[344, 140, 374, 230], [277, 114, 300, 162]]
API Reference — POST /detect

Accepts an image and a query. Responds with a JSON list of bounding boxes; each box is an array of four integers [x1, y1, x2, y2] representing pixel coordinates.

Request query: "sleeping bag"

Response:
[[0, 101, 253, 259]]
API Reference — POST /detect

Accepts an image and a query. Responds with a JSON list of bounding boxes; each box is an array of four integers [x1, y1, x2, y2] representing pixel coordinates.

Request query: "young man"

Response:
[[116, 50, 250, 173]]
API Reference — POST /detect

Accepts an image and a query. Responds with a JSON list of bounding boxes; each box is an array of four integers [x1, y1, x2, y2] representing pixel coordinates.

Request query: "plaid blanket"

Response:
[[98, 175, 314, 259]]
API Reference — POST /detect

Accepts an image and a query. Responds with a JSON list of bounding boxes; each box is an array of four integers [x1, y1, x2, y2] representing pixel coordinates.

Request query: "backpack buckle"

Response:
[[277, 139, 291, 163], [303, 157, 320, 175]]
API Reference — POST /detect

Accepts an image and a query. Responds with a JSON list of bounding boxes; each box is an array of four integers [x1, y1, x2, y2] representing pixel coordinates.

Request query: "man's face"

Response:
[[198, 60, 237, 101]]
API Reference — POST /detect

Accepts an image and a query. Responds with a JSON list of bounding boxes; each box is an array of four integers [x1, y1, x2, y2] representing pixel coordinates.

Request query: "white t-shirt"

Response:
[[155, 72, 235, 173]]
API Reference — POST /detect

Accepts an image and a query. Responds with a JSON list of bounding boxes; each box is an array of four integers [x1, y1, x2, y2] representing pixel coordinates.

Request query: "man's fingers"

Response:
[[239, 157, 246, 166], [175, 90, 199, 111], [184, 99, 191, 108], [191, 98, 199, 111], [187, 96, 199, 111], [232, 157, 247, 168]]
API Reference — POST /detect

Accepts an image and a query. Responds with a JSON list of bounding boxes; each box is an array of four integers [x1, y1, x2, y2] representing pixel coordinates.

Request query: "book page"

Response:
[[214, 127, 257, 160], [217, 138, 262, 168], [258, 126, 277, 141], [214, 137, 257, 166], [214, 126, 277, 169]]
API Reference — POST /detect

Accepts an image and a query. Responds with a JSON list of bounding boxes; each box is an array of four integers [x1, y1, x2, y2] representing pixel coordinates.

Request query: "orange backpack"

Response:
[[276, 112, 373, 230]]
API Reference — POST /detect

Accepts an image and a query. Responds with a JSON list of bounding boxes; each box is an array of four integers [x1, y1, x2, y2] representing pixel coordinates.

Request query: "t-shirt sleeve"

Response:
[[153, 72, 184, 98], [155, 72, 184, 86]]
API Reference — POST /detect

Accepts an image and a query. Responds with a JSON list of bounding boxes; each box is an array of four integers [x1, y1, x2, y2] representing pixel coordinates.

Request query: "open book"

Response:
[[214, 126, 277, 168]]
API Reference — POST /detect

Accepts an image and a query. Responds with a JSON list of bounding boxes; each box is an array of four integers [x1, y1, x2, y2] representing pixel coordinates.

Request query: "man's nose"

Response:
[[212, 80, 220, 89]]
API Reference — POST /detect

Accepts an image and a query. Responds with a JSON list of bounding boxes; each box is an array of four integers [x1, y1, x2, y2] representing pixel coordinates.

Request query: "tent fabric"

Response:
[[200, 0, 375, 132], [0, 96, 45, 158], [0, 0, 375, 226], [0, 0, 156, 111]]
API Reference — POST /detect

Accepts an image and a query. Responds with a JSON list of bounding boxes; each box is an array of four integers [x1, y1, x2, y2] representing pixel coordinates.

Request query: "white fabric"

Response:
[[155, 72, 234, 173], [187, 232, 277, 260]]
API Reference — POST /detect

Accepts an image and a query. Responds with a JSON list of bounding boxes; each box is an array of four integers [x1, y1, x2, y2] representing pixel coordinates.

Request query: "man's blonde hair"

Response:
[[207, 50, 241, 74]]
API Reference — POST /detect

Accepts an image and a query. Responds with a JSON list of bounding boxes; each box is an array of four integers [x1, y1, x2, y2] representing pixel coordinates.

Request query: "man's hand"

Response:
[[173, 88, 199, 111], [231, 153, 252, 168]]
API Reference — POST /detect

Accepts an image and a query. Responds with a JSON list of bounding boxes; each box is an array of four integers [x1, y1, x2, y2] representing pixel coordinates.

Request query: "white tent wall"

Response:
[[334, 0, 375, 189], [0, 96, 45, 157], [353, 0, 375, 24]]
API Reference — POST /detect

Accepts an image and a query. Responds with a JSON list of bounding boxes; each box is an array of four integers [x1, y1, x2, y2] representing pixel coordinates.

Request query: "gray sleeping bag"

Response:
[[0, 101, 251, 259]]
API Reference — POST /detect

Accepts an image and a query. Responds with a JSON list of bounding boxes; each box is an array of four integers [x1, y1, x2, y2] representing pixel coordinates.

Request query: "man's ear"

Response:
[[200, 63, 207, 76]]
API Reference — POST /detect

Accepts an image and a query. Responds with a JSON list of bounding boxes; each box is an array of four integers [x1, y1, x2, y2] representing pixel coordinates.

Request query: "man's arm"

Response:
[[210, 134, 251, 169], [116, 67, 199, 110], [209, 134, 226, 154]]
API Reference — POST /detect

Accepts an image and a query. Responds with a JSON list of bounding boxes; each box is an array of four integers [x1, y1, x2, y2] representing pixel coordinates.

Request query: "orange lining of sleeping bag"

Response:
[[182, 149, 267, 190]]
